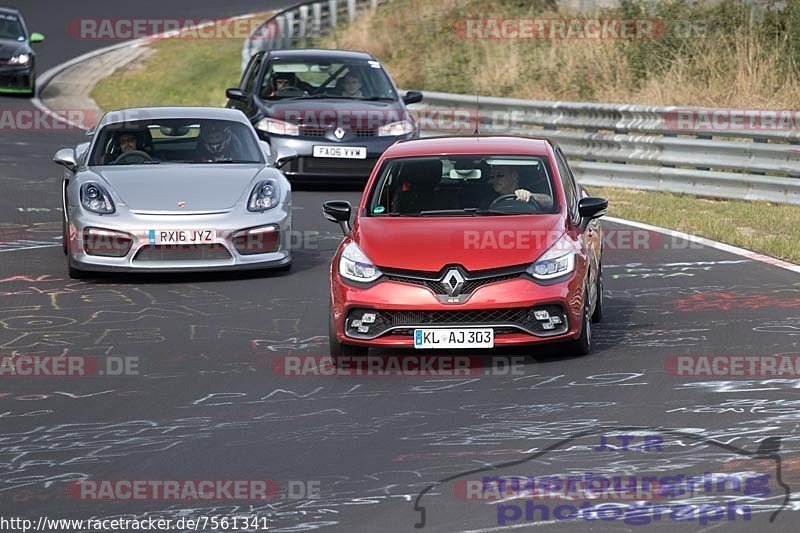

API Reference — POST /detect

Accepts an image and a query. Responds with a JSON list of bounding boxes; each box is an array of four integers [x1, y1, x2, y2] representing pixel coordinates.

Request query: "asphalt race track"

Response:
[[1, 2, 799, 532]]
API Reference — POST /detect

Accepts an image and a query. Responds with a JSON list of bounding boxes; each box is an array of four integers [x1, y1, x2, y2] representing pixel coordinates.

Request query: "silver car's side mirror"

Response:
[[53, 148, 77, 171], [258, 140, 274, 165]]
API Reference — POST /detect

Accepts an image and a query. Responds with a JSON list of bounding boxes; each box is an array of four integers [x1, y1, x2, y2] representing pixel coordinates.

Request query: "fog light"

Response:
[[542, 322, 555, 330], [357, 325, 370, 334], [233, 225, 279, 255], [350, 320, 362, 328], [534, 310, 550, 321], [550, 316, 562, 325], [83, 227, 132, 257], [362, 313, 376, 324]]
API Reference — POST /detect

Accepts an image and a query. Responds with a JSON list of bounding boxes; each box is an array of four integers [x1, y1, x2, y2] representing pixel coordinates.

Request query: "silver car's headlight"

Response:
[[339, 242, 382, 283], [9, 54, 30, 65], [377, 120, 415, 136], [248, 179, 280, 211], [527, 233, 577, 280], [80, 182, 115, 214], [256, 118, 299, 136]]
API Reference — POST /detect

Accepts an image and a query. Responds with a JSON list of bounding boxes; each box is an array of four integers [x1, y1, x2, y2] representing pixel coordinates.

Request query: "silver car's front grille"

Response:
[[133, 244, 232, 262]]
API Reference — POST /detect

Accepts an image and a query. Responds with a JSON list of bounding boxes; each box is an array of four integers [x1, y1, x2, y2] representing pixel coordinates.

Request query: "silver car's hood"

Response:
[[90, 165, 263, 213]]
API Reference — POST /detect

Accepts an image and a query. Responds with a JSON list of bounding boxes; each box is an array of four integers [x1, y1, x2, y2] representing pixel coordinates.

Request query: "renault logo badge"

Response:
[[334, 127, 346, 139], [442, 269, 465, 297]]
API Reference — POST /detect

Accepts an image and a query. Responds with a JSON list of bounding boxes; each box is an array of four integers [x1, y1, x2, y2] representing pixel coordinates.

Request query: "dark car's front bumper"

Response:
[[264, 131, 415, 183], [0, 64, 33, 92]]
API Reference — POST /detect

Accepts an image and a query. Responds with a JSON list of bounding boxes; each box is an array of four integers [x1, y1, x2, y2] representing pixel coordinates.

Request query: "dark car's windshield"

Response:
[[368, 155, 559, 216], [0, 13, 25, 41], [89, 119, 263, 166], [260, 58, 397, 101]]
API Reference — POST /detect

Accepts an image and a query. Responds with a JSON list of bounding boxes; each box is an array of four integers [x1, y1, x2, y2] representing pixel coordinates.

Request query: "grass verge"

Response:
[[90, 15, 270, 110], [590, 187, 800, 263]]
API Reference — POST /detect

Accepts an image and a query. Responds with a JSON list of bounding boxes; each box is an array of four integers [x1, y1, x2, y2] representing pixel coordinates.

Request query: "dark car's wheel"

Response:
[[565, 290, 592, 356], [591, 263, 604, 324], [329, 308, 369, 360]]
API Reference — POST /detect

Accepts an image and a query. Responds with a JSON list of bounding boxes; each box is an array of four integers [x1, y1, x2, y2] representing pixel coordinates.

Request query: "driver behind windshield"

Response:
[[101, 131, 154, 165], [486, 166, 533, 204]]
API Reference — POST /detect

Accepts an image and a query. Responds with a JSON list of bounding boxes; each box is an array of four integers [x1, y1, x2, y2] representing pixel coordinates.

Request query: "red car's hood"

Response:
[[355, 215, 566, 272]]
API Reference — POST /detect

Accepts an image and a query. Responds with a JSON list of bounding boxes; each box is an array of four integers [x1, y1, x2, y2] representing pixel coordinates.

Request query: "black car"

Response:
[[226, 49, 422, 183], [0, 7, 44, 95]]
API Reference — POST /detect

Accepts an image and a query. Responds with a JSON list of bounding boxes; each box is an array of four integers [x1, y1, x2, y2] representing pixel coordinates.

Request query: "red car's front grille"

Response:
[[345, 304, 568, 340], [382, 265, 528, 296]]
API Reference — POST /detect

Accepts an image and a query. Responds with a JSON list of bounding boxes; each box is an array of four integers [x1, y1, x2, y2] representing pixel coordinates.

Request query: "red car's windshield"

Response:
[[367, 155, 559, 216]]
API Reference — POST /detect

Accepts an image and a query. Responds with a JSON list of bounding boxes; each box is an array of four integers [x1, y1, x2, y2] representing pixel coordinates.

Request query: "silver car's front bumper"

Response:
[[67, 205, 291, 273]]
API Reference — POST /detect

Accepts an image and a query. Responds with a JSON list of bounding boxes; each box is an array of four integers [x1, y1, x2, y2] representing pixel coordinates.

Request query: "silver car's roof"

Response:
[[96, 107, 250, 128]]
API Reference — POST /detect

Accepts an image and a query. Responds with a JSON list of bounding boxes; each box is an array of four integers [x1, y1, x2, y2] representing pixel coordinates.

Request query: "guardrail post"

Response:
[[311, 3, 322, 37], [284, 12, 295, 48], [298, 5, 309, 46], [329, 0, 338, 29], [274, 15, 286, 49]]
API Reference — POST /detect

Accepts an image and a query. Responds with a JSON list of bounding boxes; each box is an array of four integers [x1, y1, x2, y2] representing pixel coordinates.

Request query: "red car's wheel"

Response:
[[566, 290, 592, 356]]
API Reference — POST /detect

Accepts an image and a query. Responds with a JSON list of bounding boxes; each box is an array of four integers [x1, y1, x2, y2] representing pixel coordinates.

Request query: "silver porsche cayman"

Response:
[[53, 107, 292, 278]]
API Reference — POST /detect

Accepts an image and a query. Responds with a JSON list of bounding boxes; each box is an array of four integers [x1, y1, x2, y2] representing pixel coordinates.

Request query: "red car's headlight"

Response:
[[527, 233, 578, 280]]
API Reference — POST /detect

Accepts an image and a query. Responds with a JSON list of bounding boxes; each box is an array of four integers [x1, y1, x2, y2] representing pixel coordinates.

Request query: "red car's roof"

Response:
[[383, 135, 553, 158]]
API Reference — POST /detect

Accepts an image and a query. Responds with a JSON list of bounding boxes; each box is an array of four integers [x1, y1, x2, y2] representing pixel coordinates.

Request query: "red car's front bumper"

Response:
[[331, 274, 586, 349]]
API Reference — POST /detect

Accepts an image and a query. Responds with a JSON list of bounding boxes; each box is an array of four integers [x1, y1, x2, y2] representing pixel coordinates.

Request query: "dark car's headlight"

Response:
[[527, 233, 577, 280], [248, 179, 280, 211], [377, 120, 415, 136], [339, 242, 382, 283], [9, 54, 30, 65], [80, 183, 115, 214], [256, 118, 299, 136]]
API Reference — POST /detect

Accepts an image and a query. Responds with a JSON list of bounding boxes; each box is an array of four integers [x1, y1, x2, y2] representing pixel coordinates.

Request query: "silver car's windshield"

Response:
[[260, 59, 397, 101], [89, 119, 262, 166], [368, 156, 559, 216]]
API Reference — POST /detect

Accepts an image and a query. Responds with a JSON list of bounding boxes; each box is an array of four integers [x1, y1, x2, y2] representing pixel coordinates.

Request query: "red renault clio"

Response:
[[323, 136, 607, 357]]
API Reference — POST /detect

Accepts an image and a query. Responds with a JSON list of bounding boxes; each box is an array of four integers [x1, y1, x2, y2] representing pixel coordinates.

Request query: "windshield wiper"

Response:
[[354, 96, 395, 102], [474, 209, 525, 216], [418, 208, 480, 216]]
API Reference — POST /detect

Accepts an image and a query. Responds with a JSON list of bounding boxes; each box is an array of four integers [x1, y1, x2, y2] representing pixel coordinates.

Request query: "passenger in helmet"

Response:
[[197, 122, 236, 162]]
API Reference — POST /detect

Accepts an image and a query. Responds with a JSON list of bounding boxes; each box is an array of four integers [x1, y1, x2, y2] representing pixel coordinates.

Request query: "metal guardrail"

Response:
[[243, 0, 800, 205]]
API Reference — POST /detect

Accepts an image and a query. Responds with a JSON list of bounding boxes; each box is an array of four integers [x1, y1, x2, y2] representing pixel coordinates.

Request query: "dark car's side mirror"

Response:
[[403, 91, 423, 105], [323, 200, 353, 235], [53, 148, 77, 171], [226, 88, 248, 101], [578, 197, 608, 230]]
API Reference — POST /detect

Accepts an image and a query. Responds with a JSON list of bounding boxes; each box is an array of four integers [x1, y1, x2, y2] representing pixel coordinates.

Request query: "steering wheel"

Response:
[[114, 150, 153, 165], [275, 86, 306, 97], [488, 193, 541, 213]]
